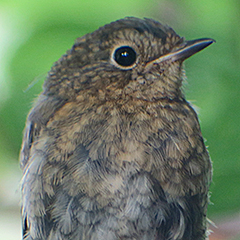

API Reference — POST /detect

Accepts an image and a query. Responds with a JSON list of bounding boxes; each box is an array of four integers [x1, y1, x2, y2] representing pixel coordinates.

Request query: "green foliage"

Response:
[[0, 0, 239, 218]]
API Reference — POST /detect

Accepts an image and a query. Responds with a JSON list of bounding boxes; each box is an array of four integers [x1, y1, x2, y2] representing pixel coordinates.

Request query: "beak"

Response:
[[148, 38, 215, 66]]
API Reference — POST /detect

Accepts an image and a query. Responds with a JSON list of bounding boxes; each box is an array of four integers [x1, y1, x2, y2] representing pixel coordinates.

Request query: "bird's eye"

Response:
[[113, 46, 137, 67]]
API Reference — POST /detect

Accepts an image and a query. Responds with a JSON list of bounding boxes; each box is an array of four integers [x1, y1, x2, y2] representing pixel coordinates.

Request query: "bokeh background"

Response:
[[0, 0, 239, 239]]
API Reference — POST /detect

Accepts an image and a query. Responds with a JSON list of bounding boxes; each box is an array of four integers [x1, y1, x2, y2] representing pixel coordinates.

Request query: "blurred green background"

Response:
[[0, 0, 239, 239]]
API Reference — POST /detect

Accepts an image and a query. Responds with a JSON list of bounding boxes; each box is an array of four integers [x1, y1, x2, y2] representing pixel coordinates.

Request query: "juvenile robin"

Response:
[[20, 17, 214, 240]]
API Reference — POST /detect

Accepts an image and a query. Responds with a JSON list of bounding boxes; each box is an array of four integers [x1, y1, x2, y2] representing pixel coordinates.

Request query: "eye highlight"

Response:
[[113, 46, 137, 68]]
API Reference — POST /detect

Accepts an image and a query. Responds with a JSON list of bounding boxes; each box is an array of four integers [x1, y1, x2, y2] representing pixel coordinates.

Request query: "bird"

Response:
[[20, 17, 214, 240]]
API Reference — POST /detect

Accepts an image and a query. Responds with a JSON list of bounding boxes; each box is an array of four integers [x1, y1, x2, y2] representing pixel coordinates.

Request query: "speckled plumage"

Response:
[[20, 17, 213, 240]]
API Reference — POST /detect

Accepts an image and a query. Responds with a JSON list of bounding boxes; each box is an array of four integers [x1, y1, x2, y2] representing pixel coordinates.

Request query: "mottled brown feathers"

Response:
[[20, 17, 213, 240]]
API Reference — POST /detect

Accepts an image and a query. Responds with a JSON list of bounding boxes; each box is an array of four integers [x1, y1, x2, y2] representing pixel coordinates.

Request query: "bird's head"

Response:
[[44, 17, 214, 102]]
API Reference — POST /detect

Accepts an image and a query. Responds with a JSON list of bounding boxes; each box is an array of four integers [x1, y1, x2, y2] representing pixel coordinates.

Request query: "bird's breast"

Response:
[[42, 98, 210, 199]]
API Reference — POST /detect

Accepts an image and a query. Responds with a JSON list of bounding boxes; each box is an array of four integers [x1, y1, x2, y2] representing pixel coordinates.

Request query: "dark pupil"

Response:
[[114, 46, 136, 67]]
